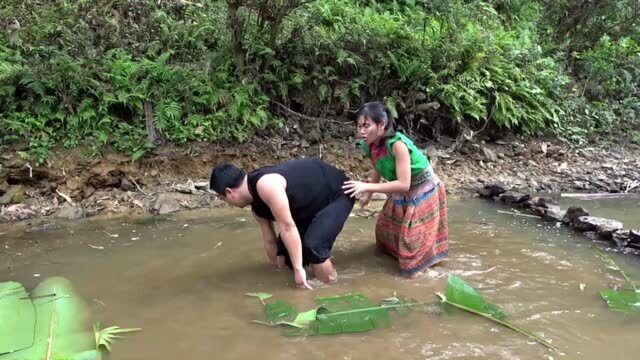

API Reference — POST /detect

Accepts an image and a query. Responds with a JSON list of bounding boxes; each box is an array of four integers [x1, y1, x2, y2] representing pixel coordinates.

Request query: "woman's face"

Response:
[[356, 116, 386, 145]]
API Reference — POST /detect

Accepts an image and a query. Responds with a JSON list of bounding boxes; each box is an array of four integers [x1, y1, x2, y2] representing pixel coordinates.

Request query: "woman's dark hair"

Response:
[[209, 163, 245, 195], [356, 101, 395, 132]]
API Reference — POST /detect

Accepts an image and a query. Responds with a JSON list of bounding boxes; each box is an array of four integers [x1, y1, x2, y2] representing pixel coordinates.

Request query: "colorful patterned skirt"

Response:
[[375, 167, 449, 276]]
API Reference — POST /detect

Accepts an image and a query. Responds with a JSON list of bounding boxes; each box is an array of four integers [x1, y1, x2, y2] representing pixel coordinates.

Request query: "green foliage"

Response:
[[93, 322, 141, 352], [0, 0, 639, 162]]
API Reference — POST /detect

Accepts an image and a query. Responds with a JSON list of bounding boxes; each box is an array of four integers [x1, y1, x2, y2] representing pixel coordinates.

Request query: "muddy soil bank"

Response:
[[1, 135, 639, 226]]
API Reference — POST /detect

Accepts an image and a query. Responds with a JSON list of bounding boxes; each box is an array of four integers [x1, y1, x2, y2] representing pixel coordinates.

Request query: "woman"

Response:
[[343, 101, 449, 276]]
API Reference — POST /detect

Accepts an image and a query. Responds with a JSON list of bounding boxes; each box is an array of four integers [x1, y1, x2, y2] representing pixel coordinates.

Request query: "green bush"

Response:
[[0, 0, 638, 165]]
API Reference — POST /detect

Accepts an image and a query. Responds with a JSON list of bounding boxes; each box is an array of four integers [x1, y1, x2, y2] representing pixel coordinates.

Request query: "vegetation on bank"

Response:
[[0, 0, 639, 164]]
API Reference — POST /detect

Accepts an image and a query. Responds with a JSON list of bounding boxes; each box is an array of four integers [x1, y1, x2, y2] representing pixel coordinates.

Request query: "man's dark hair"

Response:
[[209, 163, 246, 195]]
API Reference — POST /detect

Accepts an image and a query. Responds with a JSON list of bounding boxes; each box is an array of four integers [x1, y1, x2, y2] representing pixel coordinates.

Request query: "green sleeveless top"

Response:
[[358, 132, 430, 182]]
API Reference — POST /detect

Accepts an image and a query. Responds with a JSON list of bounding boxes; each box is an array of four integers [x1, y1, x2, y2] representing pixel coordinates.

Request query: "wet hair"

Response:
[[356, 101, 395, 132], [209, 163, 245, 195]]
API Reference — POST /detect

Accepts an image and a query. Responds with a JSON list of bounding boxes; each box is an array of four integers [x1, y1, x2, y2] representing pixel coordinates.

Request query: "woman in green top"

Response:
[[343, 101, 449, 276]]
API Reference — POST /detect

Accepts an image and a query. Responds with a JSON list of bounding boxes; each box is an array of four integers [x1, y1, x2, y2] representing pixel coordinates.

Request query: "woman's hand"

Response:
[[342, 180, 372, 198], [359, 191, 372, 208]]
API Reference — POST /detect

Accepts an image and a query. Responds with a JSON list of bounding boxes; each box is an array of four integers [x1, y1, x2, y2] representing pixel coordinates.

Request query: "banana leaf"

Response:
[[600, 289, 640, 312], [253, 293, 424, 336], [1, 277, 139, 360], [437, 274, 558, 351], [0, 281, 35, 354], [0, 277, 100, 360], [442, 274, 506, 320], [313, 293, 391, 335]]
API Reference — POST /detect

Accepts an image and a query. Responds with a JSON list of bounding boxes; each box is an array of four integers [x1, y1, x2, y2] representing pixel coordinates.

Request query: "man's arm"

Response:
[[256, 174, 311, 289], [252, 212, 278, 267]]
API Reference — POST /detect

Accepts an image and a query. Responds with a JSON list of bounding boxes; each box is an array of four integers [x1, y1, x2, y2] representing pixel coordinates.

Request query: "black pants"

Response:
[[276, 194, 354, 269]]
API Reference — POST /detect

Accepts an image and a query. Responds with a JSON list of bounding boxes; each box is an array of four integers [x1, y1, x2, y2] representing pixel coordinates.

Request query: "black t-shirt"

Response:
[[247, 158, 349, 224]]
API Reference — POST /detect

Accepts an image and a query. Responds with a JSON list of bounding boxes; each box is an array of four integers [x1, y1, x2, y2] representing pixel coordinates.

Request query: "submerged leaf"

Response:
[[600, 289, 640, 312], [291, 309, 318, 328], [245, 293, 273, 301], [265, 300, 297, 324], [313, 293, 391, 335], [444, 274, 507, 319]]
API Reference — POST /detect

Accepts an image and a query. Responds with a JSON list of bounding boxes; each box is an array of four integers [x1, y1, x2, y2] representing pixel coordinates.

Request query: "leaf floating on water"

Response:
[[600, 289, 640, 313], [437, 274, 558, 351], [245, 292, 273, 305], [443, 274, 506, 320], [245, 292, 272, 301], [579, 283, 586, 292], [313, 293, 391, 335], [265, 300, 297, 324]]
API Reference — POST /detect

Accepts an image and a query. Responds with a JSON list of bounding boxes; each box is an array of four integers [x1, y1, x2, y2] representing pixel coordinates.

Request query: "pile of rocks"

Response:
[[478, 183, 640, 253]]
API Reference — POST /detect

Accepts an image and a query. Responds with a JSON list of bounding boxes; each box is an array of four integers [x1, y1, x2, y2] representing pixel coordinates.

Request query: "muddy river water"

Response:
[[1, 197, 639, 359]]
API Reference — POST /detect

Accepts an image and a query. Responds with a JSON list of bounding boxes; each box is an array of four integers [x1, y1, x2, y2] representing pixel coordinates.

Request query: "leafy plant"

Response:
[[93, 322, 141, 352]]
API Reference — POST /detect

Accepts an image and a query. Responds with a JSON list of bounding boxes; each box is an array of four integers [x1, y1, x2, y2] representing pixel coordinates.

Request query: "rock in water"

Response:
[[498, 191, 529, 205], [562, 206, 589, 225], [628, 230, 640, 250], [477, 182, 508, 198], [542, 205, 566, 222], [573, 216, 623, 237], [612, 231, 630, 247]]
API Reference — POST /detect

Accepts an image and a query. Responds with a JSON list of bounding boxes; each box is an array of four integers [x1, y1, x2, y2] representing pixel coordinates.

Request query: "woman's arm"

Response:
[[343, 141, 411, 197]]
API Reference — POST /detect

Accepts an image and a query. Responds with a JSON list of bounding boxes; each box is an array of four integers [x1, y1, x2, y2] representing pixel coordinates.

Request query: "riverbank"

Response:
[[1, 134, 639, 225]]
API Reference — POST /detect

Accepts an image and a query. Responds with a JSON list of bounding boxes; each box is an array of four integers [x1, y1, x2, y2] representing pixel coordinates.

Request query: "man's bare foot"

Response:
[[311, 259, 338, 284]]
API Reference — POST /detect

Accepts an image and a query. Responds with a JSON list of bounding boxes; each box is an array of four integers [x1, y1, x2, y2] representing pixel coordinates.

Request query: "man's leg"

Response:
[[302, 194, 355, 284]]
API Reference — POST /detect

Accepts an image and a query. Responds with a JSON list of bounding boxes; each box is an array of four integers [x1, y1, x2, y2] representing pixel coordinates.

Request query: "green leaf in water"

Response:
[[437, 274, 558, 351], [313, 293, 391, 335], [245, 293, 273, 302], [265, 300, 297, 324], [443, 274, 507, 320], [600, 289, 640, 312], [291, 309, 318, 327], [0, 282, 35, 354]]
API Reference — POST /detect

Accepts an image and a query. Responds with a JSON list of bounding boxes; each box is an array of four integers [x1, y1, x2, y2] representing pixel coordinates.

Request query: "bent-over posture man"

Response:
[[209, 158, 354, 289]]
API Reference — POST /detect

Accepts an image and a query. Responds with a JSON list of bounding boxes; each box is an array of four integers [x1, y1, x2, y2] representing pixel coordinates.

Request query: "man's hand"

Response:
[[276, 255, 286, 269], [294, 267, 313, 289]]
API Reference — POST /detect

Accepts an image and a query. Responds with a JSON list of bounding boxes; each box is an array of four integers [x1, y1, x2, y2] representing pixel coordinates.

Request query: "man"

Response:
[[209, 158, 355, 289]]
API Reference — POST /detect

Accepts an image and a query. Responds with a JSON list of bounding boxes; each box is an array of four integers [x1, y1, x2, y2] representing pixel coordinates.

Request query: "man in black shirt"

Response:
[[210, 158, 355, 289]]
